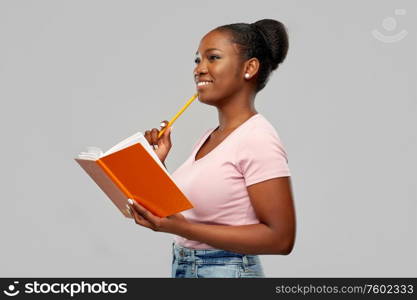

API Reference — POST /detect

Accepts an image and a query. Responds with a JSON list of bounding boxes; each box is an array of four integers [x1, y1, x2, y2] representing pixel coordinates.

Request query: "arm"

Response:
[[174, 176, 296, 255], [127, 176, 296, 255]]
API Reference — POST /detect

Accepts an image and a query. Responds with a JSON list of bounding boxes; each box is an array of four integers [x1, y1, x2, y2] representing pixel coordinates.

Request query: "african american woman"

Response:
[[127, 19, 296, 278]]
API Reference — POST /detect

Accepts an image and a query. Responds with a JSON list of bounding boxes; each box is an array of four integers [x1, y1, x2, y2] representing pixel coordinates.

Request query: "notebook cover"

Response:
[[75, 158, 133, 218], [75, 143, 193, 218]]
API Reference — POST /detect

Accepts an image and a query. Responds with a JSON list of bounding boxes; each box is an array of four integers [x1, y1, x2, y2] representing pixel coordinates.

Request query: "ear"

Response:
[[243, 57, 260, 79]]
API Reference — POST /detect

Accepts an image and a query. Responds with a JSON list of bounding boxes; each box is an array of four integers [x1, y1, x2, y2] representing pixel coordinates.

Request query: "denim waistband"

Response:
[[172, 242, 259, 266]]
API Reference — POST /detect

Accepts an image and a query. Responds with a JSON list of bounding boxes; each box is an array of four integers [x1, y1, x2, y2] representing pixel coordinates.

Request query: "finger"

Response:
[[128, 198, 157, 224], [129, 204, 153, 228], [126, 204, 133, 218], [159, 125, 172, 144], [160, 120, 170, 132], [160, 120, 168, 129], [129, 198, 149, 217], [162, 124, 171, 138], [150, 128, 159, 146], [158, 121, 167, 138], [144, 130, 151, 144]]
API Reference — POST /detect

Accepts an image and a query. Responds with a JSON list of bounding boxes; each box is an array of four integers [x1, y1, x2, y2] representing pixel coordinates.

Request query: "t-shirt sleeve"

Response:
[[235, 129, 291, 187]]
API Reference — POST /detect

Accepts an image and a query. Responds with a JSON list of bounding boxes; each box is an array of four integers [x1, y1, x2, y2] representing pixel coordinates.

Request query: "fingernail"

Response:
[[160, 122, 166, 128], [128, 199, 134, 205]]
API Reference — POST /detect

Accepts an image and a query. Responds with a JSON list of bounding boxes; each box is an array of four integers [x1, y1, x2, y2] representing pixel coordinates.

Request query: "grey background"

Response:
[[0, 0, 415, 277]]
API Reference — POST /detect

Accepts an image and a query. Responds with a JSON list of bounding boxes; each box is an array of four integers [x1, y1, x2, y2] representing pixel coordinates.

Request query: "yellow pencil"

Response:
[[158, 93, 199, 138]]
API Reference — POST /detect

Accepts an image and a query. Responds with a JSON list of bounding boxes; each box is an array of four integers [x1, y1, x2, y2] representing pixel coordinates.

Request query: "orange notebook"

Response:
[[74, 131, 193, 218]]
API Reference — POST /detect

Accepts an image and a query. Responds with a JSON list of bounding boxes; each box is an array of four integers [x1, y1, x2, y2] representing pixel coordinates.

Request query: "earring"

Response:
[[244, 73, 250, 79]]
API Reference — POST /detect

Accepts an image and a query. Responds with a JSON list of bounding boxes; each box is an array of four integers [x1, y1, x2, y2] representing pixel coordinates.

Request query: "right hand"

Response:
[[144, 120, 173, 163]]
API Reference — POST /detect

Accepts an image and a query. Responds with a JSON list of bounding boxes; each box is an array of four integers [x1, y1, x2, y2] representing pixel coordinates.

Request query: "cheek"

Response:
[[212, 64, 238, 86]]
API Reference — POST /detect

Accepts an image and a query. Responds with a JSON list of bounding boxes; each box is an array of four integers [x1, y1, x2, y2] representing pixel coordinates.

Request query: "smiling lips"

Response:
[[196, 80, 213, 89]]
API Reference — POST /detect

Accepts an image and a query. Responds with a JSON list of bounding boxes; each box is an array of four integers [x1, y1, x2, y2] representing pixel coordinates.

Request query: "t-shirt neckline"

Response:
[[192, 113, 261, 164]]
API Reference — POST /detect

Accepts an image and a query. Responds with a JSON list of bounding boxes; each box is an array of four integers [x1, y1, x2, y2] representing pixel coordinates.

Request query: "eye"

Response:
[[194, 55, 220, 64], [209, 55, 220, 60]]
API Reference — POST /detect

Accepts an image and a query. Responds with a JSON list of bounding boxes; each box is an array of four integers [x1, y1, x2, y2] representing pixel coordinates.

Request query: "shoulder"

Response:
[[233, 115, 291, 182], [238, 115, 283, 147], [233, 115, 289, 166]]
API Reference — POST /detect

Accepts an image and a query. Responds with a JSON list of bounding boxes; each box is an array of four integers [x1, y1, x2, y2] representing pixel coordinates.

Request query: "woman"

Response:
[[127, 19, 296, 278]]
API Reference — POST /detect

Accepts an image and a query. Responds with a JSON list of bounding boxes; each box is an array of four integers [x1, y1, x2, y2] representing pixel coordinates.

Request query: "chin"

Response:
[[197, 93, 215, 106]]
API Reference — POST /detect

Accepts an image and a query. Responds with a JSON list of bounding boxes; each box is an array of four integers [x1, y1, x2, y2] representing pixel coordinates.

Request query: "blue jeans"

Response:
[[171, 242, 265, 278]]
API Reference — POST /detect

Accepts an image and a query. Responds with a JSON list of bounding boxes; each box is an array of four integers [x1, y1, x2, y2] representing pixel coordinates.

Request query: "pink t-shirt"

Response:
[[171, 113, 291, 249]]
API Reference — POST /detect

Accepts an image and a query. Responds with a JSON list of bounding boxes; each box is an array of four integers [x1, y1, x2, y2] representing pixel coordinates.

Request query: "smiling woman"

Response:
[[128, 18, 295, 278]]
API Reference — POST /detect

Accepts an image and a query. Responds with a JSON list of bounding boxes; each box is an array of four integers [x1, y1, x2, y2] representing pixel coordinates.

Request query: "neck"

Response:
[[215, 90, 258, 132]]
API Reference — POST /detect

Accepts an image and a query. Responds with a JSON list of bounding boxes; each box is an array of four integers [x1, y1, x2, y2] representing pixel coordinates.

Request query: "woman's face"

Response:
[[194, 30, 245, 105]]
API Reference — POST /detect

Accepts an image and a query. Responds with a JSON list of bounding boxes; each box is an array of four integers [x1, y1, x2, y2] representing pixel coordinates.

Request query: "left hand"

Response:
[[126, 198, 188, 234]]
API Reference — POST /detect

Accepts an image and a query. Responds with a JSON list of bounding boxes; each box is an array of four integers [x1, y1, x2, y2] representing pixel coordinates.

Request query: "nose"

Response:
[[194, 69, 207, 82], [193, 62, 207, 78]]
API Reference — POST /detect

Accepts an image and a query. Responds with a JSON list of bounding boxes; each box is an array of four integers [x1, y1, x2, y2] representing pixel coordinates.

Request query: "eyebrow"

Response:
[[195, 48, 223, 55]]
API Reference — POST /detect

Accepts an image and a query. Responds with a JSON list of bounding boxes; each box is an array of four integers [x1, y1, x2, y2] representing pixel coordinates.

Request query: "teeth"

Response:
[[197, 81, 212, 86]]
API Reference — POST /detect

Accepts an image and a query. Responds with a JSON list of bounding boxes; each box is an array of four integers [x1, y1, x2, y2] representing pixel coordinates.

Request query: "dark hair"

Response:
[[215, 19, 289, 93]]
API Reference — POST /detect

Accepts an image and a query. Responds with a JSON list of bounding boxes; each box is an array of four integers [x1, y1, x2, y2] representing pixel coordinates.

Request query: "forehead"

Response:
[[196, 30, 240, 55]]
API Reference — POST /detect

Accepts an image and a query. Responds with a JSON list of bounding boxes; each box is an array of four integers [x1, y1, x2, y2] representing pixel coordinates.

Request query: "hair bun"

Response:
[[252, 19, 289, 70]]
